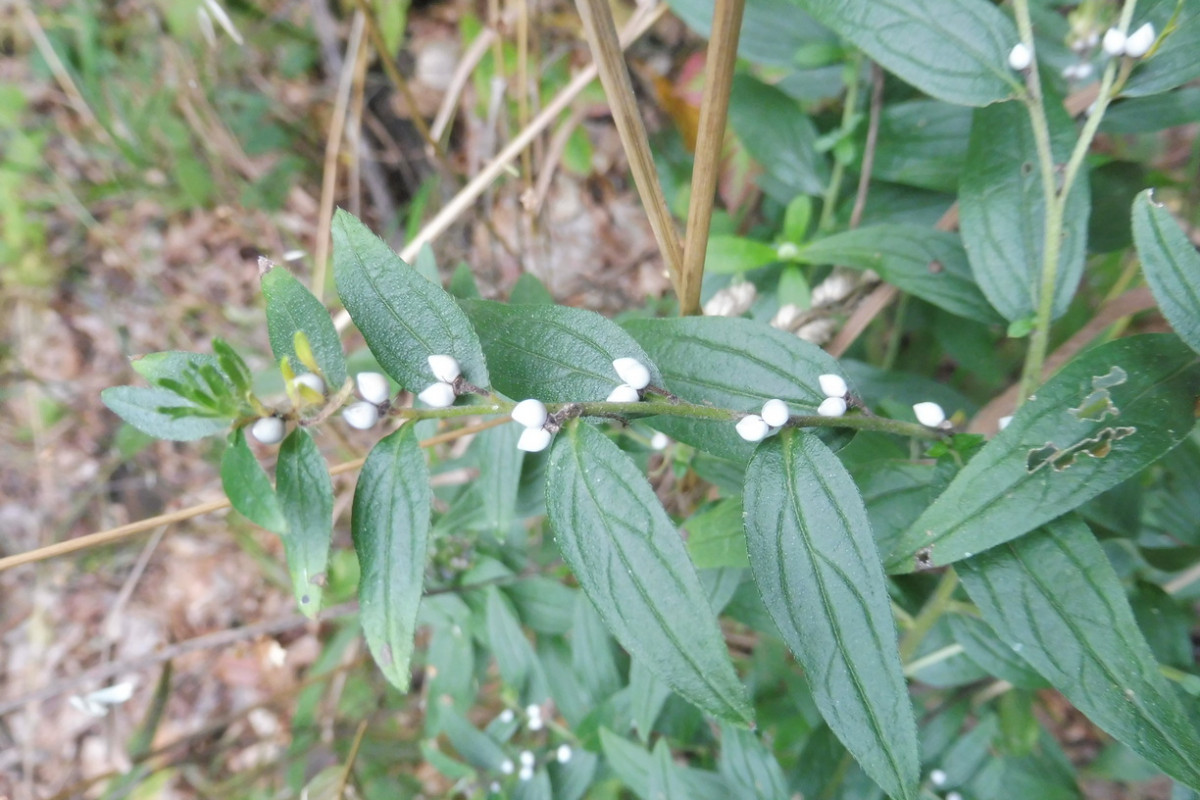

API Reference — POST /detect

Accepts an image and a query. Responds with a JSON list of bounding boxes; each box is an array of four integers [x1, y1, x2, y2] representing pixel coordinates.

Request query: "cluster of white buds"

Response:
[[736, 398, 792, 443], [913, 401, 948, 428], [817, 372, 849, 418], [250, 415, 286, 445], [1062, 61, 1094, 81], [525, 703, 545, 731], [418, 354, 461, 409], [512, 398, 552, 453], [608, 358, 651, 402], [1103, 23, 1155, 58], [342, 371, 393, 430], [518, 750, 536, 781], [1008, 42, 1034, 71]]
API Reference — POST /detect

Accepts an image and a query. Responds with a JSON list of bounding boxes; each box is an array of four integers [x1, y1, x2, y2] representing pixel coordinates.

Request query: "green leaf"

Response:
[[220, 429, 287, 534], [867, 99, 972, 192], [1123, 0, 1200, 97], [705, 236, 780, 275], [101, 386, 231, 441], [718, 722, 790, 800], [1132, 189, 1200, 354], [1101, 88, 1200, 134], [466, 421, 523, 536], [546, 421, 753, 725], [275, 428, 334, 617], [885, 335, 1200, 573], [958, 517, 1200, 790], [946, 613, 1048, 690], [667, 0, 835, 69], [797, 225, 1002, 323], [485, 585, 539, 695], [623, 316, 843, 461], [352, 424, 430, 691], [781, 195, 813, 244], [729, 75, 828, 200], [332, 209, 489, 392], [130, 351, 220, 384], [959, 98, 1090, 323], [743, 430, 919, 800], [509, 272, 554, 305], [798, 0, 1019, 106], [261, 266, 347, 388], [460, 300, 662, 403], [684, 498, 749, 569]]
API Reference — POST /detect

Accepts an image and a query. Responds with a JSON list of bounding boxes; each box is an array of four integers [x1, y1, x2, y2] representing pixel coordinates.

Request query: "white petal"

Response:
[[517, 427, 552, 453], [612, 357, 651, 390], [418, 381, 456, 408], [817, 397, 848, 417], [913, 401, 947, 427], [736, 415, 771, 442], [606, 384, 641, 403], [818, 373, 848, 398], [427, 354, 461, 383], [1008, 42, 1033, 71], [511, 398, 548, 429], [1102, 27, 1127, 56], [342, 401, 380, 430], [250, 416, 285, 444], [355, 372, 391, 404], [1124, 23, 1155, 57], [293, 372, 325, 396], [761, 398, 790, 428]]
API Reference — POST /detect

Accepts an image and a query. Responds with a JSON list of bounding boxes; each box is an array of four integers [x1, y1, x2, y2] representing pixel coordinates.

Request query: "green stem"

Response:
[[817, 52, 863, 232], [898, 568, 959, 662], [902, 643, 965, 678]]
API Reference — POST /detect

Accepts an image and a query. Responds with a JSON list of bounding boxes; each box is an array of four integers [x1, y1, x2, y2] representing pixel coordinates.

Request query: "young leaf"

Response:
[[743, 430, 919, 800], [101, 386, 232, 441], [958, 517, 1200, 790], [130, 351, 220, 384], [351, 424, 430, 691], [886, 335, 1200, 573], [275, 428, 333, 618], [1132, 189, 1200, 355], [718, 722, 790, 800], [799, 0, 1019, 106], [796, 225, 1002, 323], [261, 266, 347, 389], [220, 429, 287, 534], [705, 236, 781, 275], [623, 316, 843, 461], [959, 98, 1090, 323], [728, 75, 828, 199], [460, 300, 662, 403], [546, 421, 753, 725], [332, 209, 489, 392]]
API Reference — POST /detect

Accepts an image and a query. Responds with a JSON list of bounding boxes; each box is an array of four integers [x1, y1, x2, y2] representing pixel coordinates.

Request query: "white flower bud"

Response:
[[519, 765, 534, 781], [250, 416, 285, 444], [517, 427, 552, 453], [342, 401, 380, 430], [497, 709, 515, 724], [519, 750, 535, 767], [606, 384, 641, 403], [427, 354, 461, 383], [499, 759, 515, 775], [650, 431, 670, 451], [946, 793, 963, 800], [511, 398, 548, 429], [771, 303, 803, 331], [556, 744, 573, 763], [1124, 23, 1155, 57], [418, 381, 456, 408], [818, 373, 848, 398], [1008, 42, 1033, 71], [526, 714, 544, 731], [930, 768, 947, 787], [293, 372, 325, 395], [703, 282, 757, 317], [998, 415, 1014, 431], [761, 399, 790, 428], [736, 415, 771, 442], [776, 242, 800, 260], [355, 372, 390, 404], [913, 401, 946, 428], [612, 357, 651, 390], [1102, 27, 1127, 56], [525, 704, 542, 719], [817, 396, 847, 417]]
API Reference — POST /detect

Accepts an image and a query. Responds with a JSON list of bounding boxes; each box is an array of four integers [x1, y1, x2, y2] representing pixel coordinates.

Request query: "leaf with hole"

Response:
[[546, 421, 753, 725], [352, 424, 430, 690], [886, 335, 1200, 573], [743, 430, 919, 800], [1132, 189, 1200, 355], [958, 517, 1200, 790]]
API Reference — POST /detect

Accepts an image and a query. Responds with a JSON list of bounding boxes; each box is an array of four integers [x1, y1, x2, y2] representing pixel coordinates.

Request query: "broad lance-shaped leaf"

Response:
[[959, 96, 1090, 323], [460, 300, 662, 403], [275, 428, 333, 618], [352, 424, 430, 690], [261, 266, 347, 389], [743, 430, 919, 800], [728, 75, 828, 200], [220, 429, 287, 534], [798, 0, 1019, 107], [546, 421, 753, 725], [886, 334, 1200, 573], [1132, 189, 1200, 355], [332, 209, 489, 393], [958, 517, 1200, 790], [796, 225, 1002, 323], [623, 316, 843, 461], [102, 352, 233, 441]]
